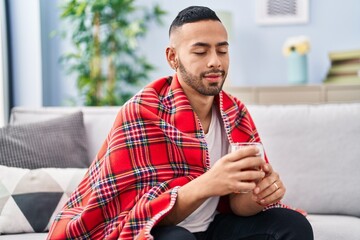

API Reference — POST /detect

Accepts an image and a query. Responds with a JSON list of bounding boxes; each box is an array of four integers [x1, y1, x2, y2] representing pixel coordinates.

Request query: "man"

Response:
[[48, 6, 313, 240]]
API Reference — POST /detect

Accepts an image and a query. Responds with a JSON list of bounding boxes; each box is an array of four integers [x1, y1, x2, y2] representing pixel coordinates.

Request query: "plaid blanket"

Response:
[[47, 74, 263, 239]]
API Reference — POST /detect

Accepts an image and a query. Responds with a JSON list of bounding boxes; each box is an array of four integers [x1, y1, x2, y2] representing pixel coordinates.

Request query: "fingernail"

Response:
[[254, 187, 260, 194]]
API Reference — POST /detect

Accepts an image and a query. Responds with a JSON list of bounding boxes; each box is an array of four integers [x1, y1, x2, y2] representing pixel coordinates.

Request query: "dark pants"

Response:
[[151, 208, 314, 240]]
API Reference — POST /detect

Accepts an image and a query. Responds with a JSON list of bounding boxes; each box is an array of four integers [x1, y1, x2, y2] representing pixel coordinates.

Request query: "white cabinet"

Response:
[[224, 84, 360, 105]]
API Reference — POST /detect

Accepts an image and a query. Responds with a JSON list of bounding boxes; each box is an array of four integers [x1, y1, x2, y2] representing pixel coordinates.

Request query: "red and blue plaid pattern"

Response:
[[47, 75, 264, 239]]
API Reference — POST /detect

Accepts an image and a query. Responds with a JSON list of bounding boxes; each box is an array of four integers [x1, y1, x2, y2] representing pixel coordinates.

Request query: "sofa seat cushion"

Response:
[[308, 214, 360, 240], [0, 233, 47, 240]]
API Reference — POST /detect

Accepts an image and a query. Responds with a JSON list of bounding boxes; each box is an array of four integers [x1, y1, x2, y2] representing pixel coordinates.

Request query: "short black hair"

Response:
[[169, 6, 221, 36]]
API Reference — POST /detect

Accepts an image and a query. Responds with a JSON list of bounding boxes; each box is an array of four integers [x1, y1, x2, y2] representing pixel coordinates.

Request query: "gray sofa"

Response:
[[1, 103, 359, 239]]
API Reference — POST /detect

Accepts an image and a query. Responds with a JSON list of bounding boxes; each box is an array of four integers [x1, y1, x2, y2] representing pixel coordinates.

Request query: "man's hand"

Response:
[[204, 146, 266, 197], [159, 146, 266, 226], [252, 163, 286, 206]]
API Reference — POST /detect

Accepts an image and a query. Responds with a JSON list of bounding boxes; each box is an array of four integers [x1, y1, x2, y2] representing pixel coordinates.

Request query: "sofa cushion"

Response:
[[307, 214, 360, 240], [9, 107, 119, 162], [0, 111, 89, 169], [0, 233, 47, 239], [0, 165, 87, 234], [248, 103, 360, 217]]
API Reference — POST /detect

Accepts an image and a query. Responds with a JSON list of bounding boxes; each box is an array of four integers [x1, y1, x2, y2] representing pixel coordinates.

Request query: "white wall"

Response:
[[136, 0, 360, 86], [8, 0, 360, 106]]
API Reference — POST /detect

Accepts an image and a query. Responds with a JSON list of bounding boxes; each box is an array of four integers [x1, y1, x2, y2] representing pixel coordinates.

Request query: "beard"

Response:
[[178, 60, 227, 96]]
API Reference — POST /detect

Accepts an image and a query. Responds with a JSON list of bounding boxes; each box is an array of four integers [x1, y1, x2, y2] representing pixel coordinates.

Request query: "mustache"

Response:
[[201, 70, 226, 77]]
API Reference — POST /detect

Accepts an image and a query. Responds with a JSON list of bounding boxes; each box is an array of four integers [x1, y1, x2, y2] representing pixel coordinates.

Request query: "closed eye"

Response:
[[217, 47, 228, 55], [193, 52, 206, 55]]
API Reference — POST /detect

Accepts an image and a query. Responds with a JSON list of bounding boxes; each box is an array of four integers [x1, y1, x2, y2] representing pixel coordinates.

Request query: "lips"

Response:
[[203, 73, 223, 82]]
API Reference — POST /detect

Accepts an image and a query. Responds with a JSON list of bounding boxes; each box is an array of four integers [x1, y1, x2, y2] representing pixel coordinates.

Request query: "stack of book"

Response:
[[323, 49, 360, 84]]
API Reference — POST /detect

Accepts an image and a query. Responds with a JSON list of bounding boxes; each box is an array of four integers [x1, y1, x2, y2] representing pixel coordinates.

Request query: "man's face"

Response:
[[170, 20, 229, 96]]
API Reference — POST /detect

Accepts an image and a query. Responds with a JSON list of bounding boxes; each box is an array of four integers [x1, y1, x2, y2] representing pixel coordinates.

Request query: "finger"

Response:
[[253, 171, 279, 194], [262, 163, 273, 175], [253, 179, 283, 201], [232, 170, 265, 194], [256, 187, 285, 206], [236, 170, 265, 182], [233, 181, 257, 194], [231, 156, 265, 172], [225, 146, 260, 162]]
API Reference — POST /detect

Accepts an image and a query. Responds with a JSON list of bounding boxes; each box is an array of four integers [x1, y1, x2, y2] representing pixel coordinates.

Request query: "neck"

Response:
[[192, 96, 213, 120], [191, 96, 214, 134], [177, 78, 214, 133]]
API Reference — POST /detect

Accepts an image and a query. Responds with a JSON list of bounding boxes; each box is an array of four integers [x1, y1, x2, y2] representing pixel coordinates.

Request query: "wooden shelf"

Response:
[[224, 84, 360, 105]]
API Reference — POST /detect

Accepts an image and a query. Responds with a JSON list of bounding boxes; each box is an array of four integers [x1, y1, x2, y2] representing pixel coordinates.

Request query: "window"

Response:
[[256, 0, 309, 25], [0, 0, 10, 126]]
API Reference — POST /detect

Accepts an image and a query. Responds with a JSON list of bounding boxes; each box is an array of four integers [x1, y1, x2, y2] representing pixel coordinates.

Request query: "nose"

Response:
[[207, 50, 221, 69]]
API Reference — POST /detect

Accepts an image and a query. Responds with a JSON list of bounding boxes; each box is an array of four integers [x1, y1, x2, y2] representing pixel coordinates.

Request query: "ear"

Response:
[[166, 47, 178, 70]]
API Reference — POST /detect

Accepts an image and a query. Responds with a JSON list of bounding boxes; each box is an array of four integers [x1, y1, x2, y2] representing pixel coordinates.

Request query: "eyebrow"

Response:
[[191, 41, 229, 48]]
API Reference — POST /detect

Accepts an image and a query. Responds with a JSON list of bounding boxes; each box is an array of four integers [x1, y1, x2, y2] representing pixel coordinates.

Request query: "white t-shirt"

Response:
[[177, 106, 230, 232]]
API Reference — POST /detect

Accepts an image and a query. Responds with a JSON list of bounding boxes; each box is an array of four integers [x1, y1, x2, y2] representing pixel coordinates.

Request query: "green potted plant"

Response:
[[59, 0, 165, 106]]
